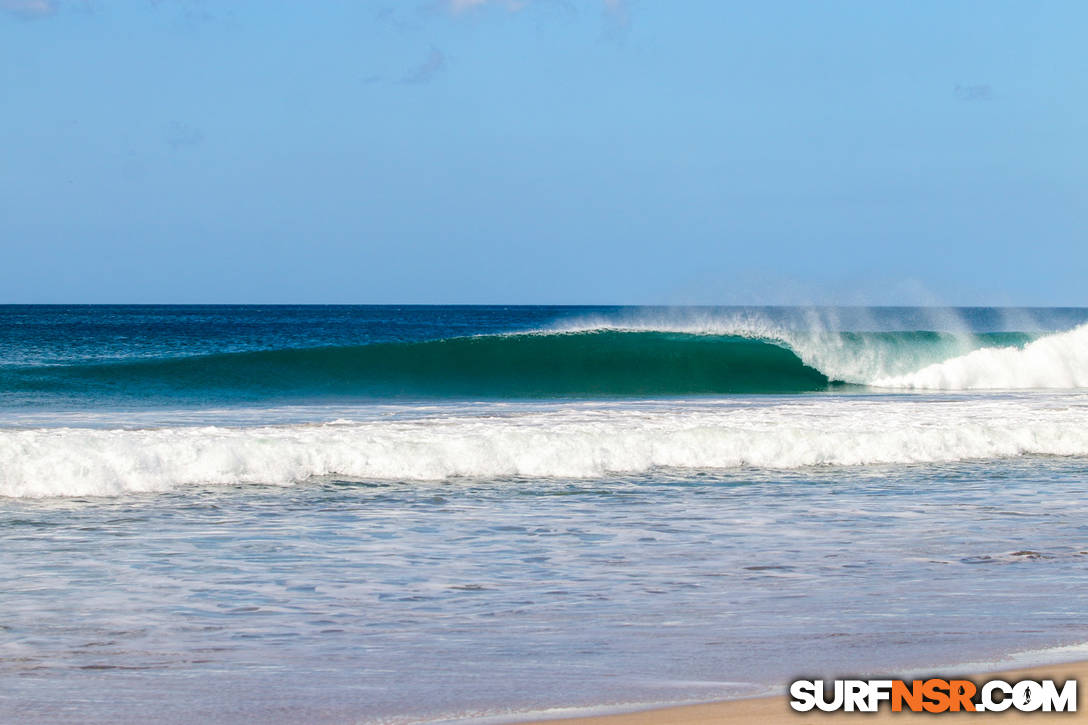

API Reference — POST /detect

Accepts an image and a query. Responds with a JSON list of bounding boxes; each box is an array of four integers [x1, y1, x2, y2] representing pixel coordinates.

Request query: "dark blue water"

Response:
[[0, 305, 571, 366]]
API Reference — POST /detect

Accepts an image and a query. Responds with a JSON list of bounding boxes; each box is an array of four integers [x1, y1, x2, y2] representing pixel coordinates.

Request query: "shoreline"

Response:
[[511, 659, 1088, 724]]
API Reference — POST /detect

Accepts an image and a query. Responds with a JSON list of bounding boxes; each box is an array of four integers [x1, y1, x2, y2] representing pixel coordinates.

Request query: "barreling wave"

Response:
[[5, 396, 1088, 497], [2, 323, 1086, 403], [3, 331, 835, 400], [534, 322, 1088, 391]]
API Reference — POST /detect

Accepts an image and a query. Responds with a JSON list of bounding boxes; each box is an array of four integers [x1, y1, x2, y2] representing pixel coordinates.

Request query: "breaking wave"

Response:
[[4, 396, 1088, 497], [6, 323, 1087, 403], [870, 324, 1088, 389]]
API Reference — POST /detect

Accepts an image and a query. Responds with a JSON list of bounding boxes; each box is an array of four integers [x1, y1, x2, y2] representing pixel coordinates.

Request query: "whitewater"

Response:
[[870, 323, 1088, 389], [4, 394, 1088, 498]]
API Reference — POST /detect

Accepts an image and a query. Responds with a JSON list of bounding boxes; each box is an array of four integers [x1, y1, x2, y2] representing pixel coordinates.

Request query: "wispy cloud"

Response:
[[601, 0, 627, 16], [446, 0, 625, 14], [164, 121, 205, 150], [401, 45, 446, 84], [1, 0, 58, 20], [954, 83, 993, 102], [600, 0, 630, 38], [448, 0, 522, 11], [444, 0, 631, 37]]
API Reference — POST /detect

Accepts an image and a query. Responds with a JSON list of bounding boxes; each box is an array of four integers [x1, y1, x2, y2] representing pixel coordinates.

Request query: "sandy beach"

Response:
[[529, 661, 1088, 724]]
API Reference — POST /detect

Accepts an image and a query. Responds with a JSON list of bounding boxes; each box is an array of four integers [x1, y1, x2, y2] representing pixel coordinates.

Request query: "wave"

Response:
[[2, 331, 835, 399], [5, 397, 1088, 497], [541, 317, 1088, 390], [6, 324, 1078, 403], [3, 315, 1087, 404], [546, 321, 1036, 386]]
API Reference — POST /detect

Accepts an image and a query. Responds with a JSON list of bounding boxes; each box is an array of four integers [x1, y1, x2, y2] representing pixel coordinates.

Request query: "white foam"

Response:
[[5, 395, 1088, 498], [873, 324, 1088, 389]]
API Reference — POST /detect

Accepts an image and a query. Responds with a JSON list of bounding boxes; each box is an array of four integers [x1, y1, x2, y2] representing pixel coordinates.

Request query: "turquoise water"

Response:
[[3, 306, 1088, 722], [0, 305, 1069, 406]]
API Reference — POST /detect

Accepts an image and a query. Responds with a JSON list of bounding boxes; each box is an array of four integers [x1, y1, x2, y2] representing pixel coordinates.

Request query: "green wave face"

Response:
[[7, 332, 833, 401]]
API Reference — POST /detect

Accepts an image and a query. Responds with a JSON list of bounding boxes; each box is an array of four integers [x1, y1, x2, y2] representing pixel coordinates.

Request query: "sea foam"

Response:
[[871, 324, 1088, 389], [5, 396, 1088, 498]]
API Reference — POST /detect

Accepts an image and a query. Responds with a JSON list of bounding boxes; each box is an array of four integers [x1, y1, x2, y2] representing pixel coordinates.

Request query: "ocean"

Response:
[[3, 305, 1088, 723]]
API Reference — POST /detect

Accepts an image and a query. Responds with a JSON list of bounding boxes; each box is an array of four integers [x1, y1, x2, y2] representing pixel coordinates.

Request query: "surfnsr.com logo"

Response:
[[789, 678, 1077, 713]]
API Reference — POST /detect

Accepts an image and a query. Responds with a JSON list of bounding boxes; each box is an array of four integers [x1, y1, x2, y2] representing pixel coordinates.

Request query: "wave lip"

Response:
[[5, 396, 1088, 498]]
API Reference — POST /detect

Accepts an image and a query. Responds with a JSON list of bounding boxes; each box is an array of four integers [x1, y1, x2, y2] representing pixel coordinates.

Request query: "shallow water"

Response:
[[4, 455, 1088, 723]]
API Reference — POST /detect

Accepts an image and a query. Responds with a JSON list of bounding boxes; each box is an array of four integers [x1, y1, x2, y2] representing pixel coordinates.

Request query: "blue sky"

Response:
[[1, 1, 1085, 304]]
